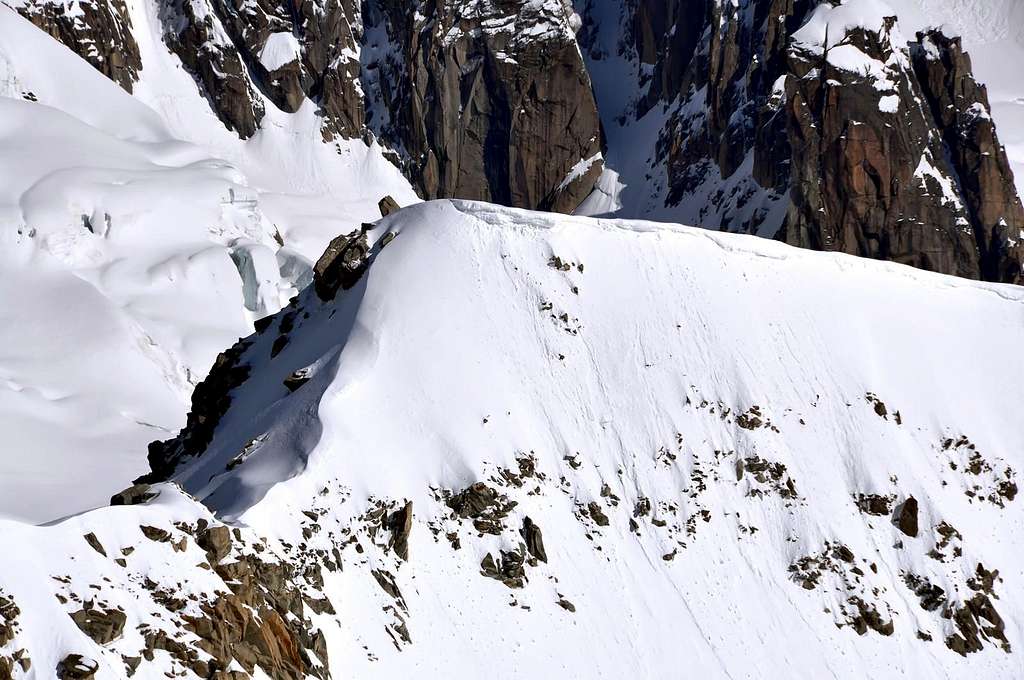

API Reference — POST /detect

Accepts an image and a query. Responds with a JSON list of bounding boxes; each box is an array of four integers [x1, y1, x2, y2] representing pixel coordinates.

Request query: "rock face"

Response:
[[781, 15, 982, 278], [9, 0, 601, 213], [14, 0, 1024, 273], [10, 0, 141, 91], [911, 31, 1024, 283], [160, 0, 363, 140], [365, 0, 603, 211], [577, 0, 1024, 282]]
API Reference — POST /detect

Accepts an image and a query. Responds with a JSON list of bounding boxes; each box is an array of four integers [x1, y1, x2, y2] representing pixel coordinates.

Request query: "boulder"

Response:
[[896, 497, 919, 538]]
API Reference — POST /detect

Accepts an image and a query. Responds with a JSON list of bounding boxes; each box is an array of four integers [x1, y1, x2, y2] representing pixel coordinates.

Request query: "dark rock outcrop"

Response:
[[520, 516, 547, 563], [578, 0, 1024, 281], [911, 31, 1024, 284], [782, 18, 979, 278], [378, 195, 400, 218], [160, 0, 364, 139], [142, 339, 253, 482], [365, 0, 602, 212], [110, 483, 157, 506], [896, 496, 919, 538], [57, 654, 98, 680], [312, 227, 371, 300], [160, 0, 267, 138], [387, 501, 413, 561], [70, 607, 127, 645]]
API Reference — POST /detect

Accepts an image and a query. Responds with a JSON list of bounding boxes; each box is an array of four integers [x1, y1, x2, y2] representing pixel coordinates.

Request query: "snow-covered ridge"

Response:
[[61, 198, 1014, 678]]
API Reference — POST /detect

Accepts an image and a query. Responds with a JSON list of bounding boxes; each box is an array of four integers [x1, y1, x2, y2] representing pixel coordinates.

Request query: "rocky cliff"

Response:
[[363, 0, 602, 210], [577, 0, 1024, 283]]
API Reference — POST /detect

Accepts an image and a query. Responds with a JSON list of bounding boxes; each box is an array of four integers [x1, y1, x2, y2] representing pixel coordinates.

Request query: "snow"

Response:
[[0, 5, 417, 523], [258, 32, 299, 72], [792, 0, 902, 52], [557, 152, 602, 190], [211, 200, 1024, 675], [4, 199, 1020, 677], [879, 93, 900, 112]]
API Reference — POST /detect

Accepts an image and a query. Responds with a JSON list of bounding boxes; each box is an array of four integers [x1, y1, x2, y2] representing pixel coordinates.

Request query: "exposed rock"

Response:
[[782, 19, 979, 277], [367, 0, 602, 212], [283, 367, 312, 393], [946, 592, 1011, 656], [160, 0, 265, 138], [587, 501, 610, 527], [378, 195, 401, 218], [371, 569, 404, 604], [904, 573, 945, 612], [855, 494, 893, 517], [13, 0, 141, 91], [848, 597, 894, 637], [70, 607, 127, 644], [196, 524, 233, 564], [911, 31, 1024, 284], [387, 501, 413, 561], [142, 338, 254, 482], [896, 497, 919, 538], [109, 483, 157, 506], [182, 551, 330, 678], [520, 517, 547, 563], [82, 532, 106, 557], [140, 525, 171, 543], [57, 654, 98, 679], [313, 228, 371, 301], [480, 549, 526, 589], [578, 2, 1023, 281], [446, 482, 517, 535]]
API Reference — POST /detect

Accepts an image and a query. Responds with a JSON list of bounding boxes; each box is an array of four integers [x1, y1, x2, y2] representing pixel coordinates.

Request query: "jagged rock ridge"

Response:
[[576, 0, 1024, 282], [6, 0, 1023, 279]]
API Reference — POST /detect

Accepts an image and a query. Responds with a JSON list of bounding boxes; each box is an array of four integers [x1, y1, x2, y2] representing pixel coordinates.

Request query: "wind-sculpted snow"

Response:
[[80, 199, 1021, 678], [0, 6, 417, 522]]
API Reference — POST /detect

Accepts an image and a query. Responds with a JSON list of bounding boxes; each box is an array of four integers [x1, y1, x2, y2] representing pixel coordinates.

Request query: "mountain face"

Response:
[[5, 0, 1023, 281], [576, 0, 1024, 282], [0, 2, 1023, 678], [3, 200, 1023, 679]]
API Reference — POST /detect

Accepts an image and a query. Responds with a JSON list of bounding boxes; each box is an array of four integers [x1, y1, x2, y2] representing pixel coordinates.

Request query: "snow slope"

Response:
[[0, 6, 416, 522], [4, 200, 1017, 678]]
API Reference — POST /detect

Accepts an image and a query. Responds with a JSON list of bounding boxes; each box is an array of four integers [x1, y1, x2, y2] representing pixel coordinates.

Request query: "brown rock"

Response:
[[387, 501, 413, 561], [197, 525, 233, 564], [110, 483, 156, 506], [378, 195, 401, 218], [520, 517, 548, 563], [369, 1, 602, 212], [587, 502, 610, 527], [70, 607, 126, 644], [896, 497, 919, 538], [57, 654, 98, 679], [82, 533, 106, 557]]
